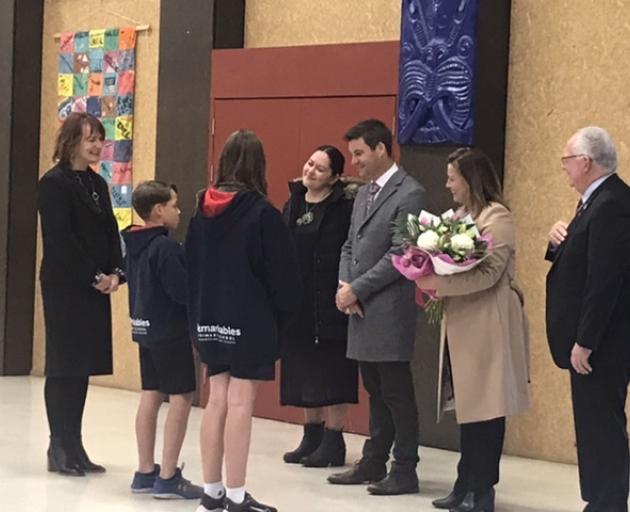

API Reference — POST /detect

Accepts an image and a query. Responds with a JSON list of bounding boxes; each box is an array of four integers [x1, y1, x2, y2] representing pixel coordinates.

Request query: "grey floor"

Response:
[[0, 376, 587, 511]]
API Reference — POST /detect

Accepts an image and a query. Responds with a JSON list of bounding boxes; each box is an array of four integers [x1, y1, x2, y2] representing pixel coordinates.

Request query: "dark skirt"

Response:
[[280, 338, 358, 407], [42, 283, 113, 377]]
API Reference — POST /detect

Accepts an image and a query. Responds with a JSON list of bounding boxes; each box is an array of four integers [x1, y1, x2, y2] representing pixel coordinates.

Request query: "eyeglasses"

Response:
[[560, 154, 590, 163]]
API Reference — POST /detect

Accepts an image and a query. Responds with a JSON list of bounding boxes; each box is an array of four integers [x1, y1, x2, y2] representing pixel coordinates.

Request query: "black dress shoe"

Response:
[[450, 488, 495, 512], [327, 461, 386, 485], [47, 438, 85, 477], [432, 490, 466, 509], [367, 471, 419, 495]]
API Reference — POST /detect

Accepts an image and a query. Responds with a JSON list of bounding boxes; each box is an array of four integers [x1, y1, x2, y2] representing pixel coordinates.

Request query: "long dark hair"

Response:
[[53, 113, 105, 165], [214, 130, 267, 196], [316, 145, 345, 175], [447, 147, 508, 216]]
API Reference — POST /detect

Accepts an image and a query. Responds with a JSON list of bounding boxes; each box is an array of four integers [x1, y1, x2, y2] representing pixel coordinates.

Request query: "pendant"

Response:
[[91, 191, 100, 203], [296, 211, 314, 226]]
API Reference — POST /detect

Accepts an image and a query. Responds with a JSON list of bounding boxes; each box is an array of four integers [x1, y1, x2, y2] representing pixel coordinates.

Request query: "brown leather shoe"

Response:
[[367, 471, 419, 495], [327, 461, 386, 485]]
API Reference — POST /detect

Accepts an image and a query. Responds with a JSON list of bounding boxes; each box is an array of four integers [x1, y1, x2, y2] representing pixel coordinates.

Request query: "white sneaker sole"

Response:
[[152, 492, 203, 500], [195, 506, 223, 512], [131, 488, 153, 494]]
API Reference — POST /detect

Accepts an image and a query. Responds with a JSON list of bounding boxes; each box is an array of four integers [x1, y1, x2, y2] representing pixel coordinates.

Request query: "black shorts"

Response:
[[207, 362, 275, 381], [139, 341, 196, 395]]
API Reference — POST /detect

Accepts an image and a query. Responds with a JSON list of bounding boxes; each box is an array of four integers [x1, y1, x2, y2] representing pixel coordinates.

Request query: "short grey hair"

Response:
[[573, 126, 617, 173]]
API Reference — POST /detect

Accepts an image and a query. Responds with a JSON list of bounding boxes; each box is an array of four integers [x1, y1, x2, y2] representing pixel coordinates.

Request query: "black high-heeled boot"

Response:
[[283, 423, 324, 463], [450, 488, 495, 512], [301, 428, 346, 467], [47, 437, 85, 476], [70, 436, 106, 473]]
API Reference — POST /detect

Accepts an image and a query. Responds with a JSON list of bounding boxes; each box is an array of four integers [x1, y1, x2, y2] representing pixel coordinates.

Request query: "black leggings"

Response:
[[454, 417, 506, 495], [44, 376, 89, 439]]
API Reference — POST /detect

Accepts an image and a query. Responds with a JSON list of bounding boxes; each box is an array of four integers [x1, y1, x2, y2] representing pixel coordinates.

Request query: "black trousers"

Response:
[[571, 362, 630, 512], [44, 376, 89, 440], [453, 417, 505, 495], [359, 361, 419, 472]]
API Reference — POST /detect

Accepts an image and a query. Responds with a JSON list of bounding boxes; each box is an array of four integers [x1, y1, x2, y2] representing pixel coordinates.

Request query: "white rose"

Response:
[[451, 233, 475, 253], [417, 230, 440, 252]]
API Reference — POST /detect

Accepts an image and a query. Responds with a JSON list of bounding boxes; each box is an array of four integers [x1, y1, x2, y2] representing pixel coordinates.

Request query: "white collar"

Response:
[[581, 172, 614, 205], [374, 163, 399, 189]]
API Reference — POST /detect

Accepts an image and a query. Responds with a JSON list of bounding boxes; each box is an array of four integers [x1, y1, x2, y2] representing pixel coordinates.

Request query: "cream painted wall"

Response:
[[33, 0, 161, 391], [244, 0, 630, 463]]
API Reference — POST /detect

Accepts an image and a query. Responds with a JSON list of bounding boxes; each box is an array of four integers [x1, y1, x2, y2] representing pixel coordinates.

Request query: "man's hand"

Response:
[[571, 342, 593, 375], [344, 302, 364, 318], [336, 280, 358, 310], [549, 220, 569, 248]]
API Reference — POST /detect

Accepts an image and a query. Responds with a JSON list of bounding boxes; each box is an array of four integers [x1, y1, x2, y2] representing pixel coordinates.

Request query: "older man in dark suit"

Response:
[[328, 119, 425, 495], [546, 126, 630, 512]]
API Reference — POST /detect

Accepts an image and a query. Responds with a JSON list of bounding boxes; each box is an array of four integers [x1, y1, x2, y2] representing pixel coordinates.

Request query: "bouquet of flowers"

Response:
[[391, 209, 492, 323]]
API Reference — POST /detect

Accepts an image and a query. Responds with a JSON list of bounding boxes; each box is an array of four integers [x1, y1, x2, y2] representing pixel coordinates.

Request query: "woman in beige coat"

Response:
[[416, 148, 530, 512]]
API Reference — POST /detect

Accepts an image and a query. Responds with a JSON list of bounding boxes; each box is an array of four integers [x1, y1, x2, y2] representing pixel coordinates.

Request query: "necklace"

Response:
[[296, 190, 332, 226], [296, 202, 316, 226], [76, 172, 100, 202], [74, 171, 102, 213]]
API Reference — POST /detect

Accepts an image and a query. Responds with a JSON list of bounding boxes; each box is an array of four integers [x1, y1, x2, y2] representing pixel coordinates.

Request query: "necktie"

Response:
[[366, 182, 381, 213]]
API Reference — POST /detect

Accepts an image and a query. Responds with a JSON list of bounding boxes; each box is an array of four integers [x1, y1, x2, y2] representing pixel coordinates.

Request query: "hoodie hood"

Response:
[[194, 188, 264, 241], [201, 188, 238, 217], [122, 225, 168, 257]]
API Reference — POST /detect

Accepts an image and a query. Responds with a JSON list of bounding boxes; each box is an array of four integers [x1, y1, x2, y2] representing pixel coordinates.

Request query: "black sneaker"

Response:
[[225, 493, 277, 512], [196, 492, 225, 512]]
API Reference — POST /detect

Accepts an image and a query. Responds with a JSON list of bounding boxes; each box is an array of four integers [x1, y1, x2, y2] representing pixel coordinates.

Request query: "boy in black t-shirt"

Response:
[[122, 181, 201, 500]]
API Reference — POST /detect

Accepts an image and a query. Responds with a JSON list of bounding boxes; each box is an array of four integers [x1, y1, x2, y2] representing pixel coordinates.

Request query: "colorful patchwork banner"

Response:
[[57, 26, 137, 229]]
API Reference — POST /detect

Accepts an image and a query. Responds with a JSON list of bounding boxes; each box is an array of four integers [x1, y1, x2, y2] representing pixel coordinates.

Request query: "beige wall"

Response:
[[245, 0, 401, 47], [244, 0, 630, 463], [503, 0, 630, 463], [32, 0, 161, 391]]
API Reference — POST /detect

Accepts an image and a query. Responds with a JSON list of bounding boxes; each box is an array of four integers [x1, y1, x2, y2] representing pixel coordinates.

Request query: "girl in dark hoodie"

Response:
[[186, 130, 300, 512]]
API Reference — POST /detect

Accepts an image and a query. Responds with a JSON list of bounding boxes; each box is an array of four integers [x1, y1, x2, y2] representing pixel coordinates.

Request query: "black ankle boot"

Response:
[[432, 489, 467, 509], [450, 488, 495, 512], [47, 437, 85, 476], [283, 423, 324, 463], [301, 428, 346, 467], [70, 436, 106, 473]]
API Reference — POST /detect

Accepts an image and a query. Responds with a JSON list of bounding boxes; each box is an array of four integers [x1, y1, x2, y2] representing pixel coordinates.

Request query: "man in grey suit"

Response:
[[328, 119, 425, 495]]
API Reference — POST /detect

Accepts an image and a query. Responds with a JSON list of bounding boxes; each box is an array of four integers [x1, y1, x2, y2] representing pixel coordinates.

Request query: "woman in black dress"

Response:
[[281, 145, 359, 467], [38, 112, 124, 476]]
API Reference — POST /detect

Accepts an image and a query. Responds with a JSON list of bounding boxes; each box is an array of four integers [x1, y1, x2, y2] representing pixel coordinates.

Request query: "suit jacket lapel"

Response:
[[358, 169, 405, 230], [550, 175, 617, 269]]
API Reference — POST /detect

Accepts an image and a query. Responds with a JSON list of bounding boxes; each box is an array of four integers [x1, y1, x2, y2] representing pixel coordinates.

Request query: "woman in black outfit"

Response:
[[281, 145, 359, 467], [38, 112, 124, 476]]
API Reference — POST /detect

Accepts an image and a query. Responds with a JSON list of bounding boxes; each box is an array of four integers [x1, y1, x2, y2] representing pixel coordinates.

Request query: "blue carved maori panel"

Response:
[[398, 0, 479, 145]]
